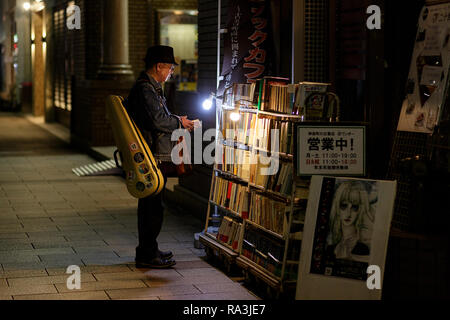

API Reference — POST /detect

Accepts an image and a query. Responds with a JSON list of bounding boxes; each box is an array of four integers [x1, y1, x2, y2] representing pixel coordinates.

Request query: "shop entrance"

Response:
[[158, 9, 198, 92]]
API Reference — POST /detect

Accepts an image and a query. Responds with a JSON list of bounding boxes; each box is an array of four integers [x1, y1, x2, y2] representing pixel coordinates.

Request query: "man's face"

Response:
[[158, 63, 175, 82]]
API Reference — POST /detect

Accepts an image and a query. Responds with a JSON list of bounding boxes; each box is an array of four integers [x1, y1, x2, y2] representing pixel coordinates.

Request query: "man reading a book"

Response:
[[125, 45, 194, 268]]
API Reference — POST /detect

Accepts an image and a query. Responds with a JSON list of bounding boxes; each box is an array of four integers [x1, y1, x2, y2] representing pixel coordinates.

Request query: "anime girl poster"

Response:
[[296, 176, 396, 300], [310, 178, 378, 281]]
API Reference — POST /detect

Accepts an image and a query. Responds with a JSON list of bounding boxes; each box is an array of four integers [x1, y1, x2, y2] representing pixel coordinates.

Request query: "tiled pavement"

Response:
[[0, 113, 259, 300]]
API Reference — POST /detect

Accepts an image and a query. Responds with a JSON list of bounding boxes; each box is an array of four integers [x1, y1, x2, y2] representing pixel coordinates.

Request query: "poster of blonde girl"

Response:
[[296, 176, 396, 300]]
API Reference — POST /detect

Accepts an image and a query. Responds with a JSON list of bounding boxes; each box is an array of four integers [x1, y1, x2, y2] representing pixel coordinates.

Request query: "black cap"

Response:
[[144, 45, 179, 68]]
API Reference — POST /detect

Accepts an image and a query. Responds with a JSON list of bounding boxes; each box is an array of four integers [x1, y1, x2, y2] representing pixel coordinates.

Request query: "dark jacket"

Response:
[[125, 72, 181, 161]]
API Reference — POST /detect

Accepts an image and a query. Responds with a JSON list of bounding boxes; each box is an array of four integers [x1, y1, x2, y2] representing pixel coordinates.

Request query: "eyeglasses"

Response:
[[163, 64, 175, 72]]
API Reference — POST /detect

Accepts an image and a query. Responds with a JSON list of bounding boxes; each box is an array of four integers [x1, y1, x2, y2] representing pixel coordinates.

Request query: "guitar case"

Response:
[[106, 95, 164, 198]]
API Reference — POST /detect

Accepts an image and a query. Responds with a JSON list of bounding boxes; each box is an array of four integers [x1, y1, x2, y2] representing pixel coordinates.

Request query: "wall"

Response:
[[129, 0, 150, 78]]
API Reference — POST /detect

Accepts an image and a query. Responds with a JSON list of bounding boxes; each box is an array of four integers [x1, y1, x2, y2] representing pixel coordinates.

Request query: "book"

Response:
[[258, 76, 290, 111], [217, 216, 242, 251], [243, 226, 286, 276], [250, 192, 287, 235], [293, 82, 330, 118], [212, 176, 250, 217]]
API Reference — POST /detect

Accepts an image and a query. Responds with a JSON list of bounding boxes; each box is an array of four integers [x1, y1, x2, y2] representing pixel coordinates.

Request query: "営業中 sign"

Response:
[[296, 126, 366, 176]]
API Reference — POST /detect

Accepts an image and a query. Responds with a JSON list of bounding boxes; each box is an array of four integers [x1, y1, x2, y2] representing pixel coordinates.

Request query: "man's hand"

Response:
[[180, 116, 194, 132]]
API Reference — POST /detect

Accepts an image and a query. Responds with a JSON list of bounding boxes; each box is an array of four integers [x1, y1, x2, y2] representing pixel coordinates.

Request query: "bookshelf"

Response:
[[199, 82, 312, 294]]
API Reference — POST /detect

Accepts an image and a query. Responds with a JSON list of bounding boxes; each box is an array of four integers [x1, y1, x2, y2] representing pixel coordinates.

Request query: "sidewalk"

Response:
[[0, 112, 259, 300]]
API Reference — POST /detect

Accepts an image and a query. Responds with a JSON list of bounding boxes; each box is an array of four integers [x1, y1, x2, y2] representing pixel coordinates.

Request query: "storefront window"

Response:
[[158, 10, 198, 92]]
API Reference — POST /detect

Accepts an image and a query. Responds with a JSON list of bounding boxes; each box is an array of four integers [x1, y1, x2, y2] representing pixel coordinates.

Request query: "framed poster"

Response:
[[296, 126, 366, 176], [397, 3, 450, 134], [296, 176, 397, 300]]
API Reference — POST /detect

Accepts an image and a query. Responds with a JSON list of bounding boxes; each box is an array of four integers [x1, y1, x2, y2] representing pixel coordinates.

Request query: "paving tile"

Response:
[[56, 225, 93, 231], [0, 269, 48, 279], [177, 274, 236, 286], [194, 282, 249, 294], [18, 217, 53, 224], [160, 292, 259, 300], [68, 241, 109, 248], [15, 248, 76, 256], [64, 234, 104, 241], [27, 236, 67, 243], [0, 243, 34, 251], [0, 254, 41, 263], [93, 271, 149, 282], [73, 245, 118, 253], [47, 264, 131, 276], [13, 290, 110, 300], [175, 268, 225, 278], [7, 273, 96, 287], [82, 257, 134, 266], [55, 279, 147, 293], [30, 241, 71, 249], [0, 284, 58, 296], [106, 284, 201, 300], [1, 262, 47, 271], [102, 238, 138, 246], [0, 226, 25, 234], [39, 252, 117, 262], [172, 260, 217, 270], [95, 269, 182, 282], [170, 254, 202, 262], [0, 208, 15, 215]]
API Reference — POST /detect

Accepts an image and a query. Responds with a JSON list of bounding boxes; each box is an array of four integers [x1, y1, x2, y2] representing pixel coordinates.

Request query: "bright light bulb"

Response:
[[23, 2, 31, 10], [230, 112, 240, 122], [202, 98, 213, 111]]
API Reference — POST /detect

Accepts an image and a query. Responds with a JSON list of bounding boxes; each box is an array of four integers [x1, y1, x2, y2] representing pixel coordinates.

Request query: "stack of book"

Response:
[[256, 76, 290, 112], [242, 228, 284, 277], [212, 176, 250, 218], [219, 147, 252, 181], [242, 227, 301, 279], [253, 118, 294, 154], [263, 162, 293, 196], [221, 112, 258, 146], [217, 216, 242, 251], [249, 192, 287, 235], [231, 83, 257, 109], [249, 155, 293, 196]]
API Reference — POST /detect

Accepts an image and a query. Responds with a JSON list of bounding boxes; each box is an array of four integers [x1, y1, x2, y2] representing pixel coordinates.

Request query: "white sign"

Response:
[[297, 126, 366, 176], [296, 176, 397, 300]]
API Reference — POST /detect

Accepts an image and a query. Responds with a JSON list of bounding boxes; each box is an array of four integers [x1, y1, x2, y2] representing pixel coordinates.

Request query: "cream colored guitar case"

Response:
[[106, 95, 164, 198]]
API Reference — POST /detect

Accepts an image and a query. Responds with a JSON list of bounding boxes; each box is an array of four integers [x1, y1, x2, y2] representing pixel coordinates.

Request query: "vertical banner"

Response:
[[217, 0, 273, 97], [397, 3, 450, 134]]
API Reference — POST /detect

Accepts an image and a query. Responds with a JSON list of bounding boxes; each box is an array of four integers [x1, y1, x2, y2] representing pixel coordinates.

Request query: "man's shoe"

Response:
[[158, 250, 173, 260], [135, 256, 176, 269]]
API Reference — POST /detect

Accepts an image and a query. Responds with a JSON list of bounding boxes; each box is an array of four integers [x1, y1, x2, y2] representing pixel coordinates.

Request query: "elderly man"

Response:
[[125, 45, 194, 268]]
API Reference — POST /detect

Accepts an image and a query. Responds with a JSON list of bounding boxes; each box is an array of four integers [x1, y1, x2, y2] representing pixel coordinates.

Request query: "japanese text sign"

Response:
[[297, 126, 366, 176]]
